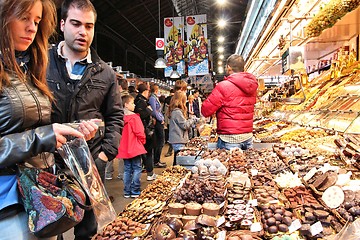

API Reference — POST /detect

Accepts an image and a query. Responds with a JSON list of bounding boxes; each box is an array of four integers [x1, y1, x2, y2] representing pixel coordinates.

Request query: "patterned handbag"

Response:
[[17, 167, 90, 238]]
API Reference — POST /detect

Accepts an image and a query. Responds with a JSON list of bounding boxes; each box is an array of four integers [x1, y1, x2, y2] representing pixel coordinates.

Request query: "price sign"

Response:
[[155, 38, 164, 50]]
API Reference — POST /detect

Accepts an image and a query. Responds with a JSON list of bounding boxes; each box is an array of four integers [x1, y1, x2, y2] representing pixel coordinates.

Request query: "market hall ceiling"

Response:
[[54, 0, 249, 78]]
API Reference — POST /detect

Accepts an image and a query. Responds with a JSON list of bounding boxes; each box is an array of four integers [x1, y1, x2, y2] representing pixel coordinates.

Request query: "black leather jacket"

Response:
[[0, 72, 56, 169], [47, 44, 123, 160]]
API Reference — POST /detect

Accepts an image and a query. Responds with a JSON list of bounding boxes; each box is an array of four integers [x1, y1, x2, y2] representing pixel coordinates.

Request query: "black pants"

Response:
[[153, 120, 164, 164], [142, 139, 154, 175]]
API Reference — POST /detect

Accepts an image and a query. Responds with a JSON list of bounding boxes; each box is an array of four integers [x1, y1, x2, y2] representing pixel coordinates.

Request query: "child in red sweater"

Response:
[[117, 95, 147, 198]]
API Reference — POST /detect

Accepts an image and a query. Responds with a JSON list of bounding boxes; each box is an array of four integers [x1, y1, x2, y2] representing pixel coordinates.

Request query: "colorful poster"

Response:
[[164, 17, 185, 77], [186, 14, 209, 76]]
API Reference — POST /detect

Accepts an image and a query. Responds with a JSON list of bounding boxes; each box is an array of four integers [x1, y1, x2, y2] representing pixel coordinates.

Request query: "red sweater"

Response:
[[117, 112, 146, 159], [201, 72, 258, 135]]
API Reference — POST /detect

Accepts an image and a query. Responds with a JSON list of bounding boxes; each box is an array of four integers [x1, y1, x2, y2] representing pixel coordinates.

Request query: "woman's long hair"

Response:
[[0, 0, 57, 99], [169, 91, 187, 119]]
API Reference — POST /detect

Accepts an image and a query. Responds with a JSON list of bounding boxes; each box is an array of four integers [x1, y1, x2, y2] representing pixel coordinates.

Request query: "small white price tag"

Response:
[[251, 169, 258, 176], [269, 200, 279, 204], [250, 222, 262, 232], [289, 219, 302, 233], [216, 230, 227, 240], [248, 199, 258, 207], [304, 167, 317, 182], [310, 221, 323, 236], [216, 216, 226, 227]]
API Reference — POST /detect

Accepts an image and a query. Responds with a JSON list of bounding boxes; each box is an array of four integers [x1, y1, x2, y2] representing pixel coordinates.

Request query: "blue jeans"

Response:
[[217, 137, 253, 150], [172, 143, 185, 152], [0, 211, 56, 240], [172, 143, 185, 165], [123, 155, 142, 196]]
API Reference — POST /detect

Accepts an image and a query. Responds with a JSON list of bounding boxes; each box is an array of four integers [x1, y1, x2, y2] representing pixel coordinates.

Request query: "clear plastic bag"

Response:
[[58, 137, 116, 231], [326, 218, 360, 240]]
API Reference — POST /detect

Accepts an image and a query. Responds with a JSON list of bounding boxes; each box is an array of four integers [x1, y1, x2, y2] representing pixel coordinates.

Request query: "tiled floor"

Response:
[[63, 144, 174, 239]]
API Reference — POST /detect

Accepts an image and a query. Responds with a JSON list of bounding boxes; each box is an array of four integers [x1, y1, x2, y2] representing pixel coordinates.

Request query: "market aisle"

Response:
[[63, 144, 174, 239]]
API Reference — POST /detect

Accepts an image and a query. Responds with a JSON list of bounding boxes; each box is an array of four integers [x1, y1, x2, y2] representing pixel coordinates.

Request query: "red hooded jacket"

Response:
[[201, 72, 258, 135], [117, 112, 147, 159]]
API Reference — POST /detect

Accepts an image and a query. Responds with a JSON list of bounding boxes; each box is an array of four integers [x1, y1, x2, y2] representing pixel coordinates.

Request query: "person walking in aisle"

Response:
[[0, 0, 93, 239], [46, 0, 123, 238], [149, 84, 167, 168], [186, 95, 197, 139], [105, 75, 128, 181], [193, 89, 202, 118], [201, 54, 258, 150], [163, 89, 174, 157], [134, 84, 156, 181], [117, 95, 146, 198], [169, 92, 198, 165]]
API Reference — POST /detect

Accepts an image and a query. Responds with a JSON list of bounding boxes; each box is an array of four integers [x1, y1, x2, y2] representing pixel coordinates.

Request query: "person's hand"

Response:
[[161, 121, 165, 125], [78, 119, 101, 141], [52, 123, 84, 149], [98, 151, 108, 162]]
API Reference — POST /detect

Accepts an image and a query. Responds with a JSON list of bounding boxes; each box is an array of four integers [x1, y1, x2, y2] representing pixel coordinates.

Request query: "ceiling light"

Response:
[[218, 67, 224, 74], [218, 19, 227, 28], [219, 55, 224, 60], [218, 46, 224, 53], [169, 65, 181, 79], [154, 57, 166, 68], [218, 61, 223, 65], [216, 0, 227, 6], [218, 36, 225, 43]]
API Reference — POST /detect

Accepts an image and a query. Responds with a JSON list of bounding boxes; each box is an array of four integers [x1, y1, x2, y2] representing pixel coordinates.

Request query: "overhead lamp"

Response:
[[154, 55, 167, 68], [218, 61, 223, 65], [216, 0, 227, 5], [218, 19, 226, 28], [169, 65, 181, 79], [218, 46, 224, 53], [154, 0, 166, 69], [219, 55, 224, 60], [218, 36, 225, 43], [218, 67, 224, 74]]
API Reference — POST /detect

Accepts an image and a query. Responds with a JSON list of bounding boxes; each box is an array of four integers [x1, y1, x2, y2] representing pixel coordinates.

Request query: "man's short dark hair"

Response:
[[117, 76, 128, 91], [61, 0, 97, 21], [137, 83, 148, 93], [226, 54, 245, 72], [128, 85, 136, 93]]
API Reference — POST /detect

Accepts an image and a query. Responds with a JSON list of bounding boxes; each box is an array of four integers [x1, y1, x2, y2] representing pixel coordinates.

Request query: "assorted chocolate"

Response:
[[260, 204, 297, 234], [173, 177, 226, 205], [94, 217, 147, 239]]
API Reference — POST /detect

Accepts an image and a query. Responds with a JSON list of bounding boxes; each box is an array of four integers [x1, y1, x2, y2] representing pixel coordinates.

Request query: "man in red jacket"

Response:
[[201, 54, 258, 150]]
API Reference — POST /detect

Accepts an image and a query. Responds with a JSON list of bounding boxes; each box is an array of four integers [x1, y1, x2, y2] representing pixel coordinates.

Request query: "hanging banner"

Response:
[[164, 17, 185, 77], [186, 14, 209, 76]]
